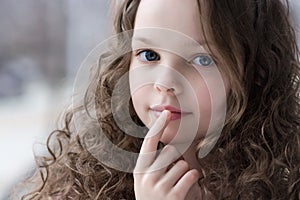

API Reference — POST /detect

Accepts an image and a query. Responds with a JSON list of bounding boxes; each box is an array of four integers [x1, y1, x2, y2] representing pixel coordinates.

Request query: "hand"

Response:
[[134, 110, 200, 200]]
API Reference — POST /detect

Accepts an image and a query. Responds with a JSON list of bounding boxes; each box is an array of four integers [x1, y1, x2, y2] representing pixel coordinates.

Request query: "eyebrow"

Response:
[[131, 36, 208, 48], [131, 37, 156, 46]]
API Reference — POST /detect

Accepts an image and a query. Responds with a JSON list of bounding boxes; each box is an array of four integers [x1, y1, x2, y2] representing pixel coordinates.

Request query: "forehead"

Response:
[[134, 0, 203, 43]]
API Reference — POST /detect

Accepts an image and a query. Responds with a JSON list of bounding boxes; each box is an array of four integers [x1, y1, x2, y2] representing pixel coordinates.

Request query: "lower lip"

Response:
[[152, 110, 190, 120]]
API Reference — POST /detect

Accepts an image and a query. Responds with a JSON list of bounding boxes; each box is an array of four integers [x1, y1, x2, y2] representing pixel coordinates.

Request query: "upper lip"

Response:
[[150, 105, 191, 114]]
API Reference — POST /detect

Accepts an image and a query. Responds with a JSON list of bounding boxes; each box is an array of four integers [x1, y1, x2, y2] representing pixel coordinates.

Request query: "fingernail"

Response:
[[146, 110, 169, 138], [161, 110, 169, 120]]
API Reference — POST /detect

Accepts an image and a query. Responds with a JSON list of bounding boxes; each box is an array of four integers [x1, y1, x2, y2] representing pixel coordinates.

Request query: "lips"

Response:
[[150, 105, 192, 120]]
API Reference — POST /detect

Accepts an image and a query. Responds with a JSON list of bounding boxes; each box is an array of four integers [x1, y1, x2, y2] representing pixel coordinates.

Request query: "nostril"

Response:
[[154, 83, 161, 92], [154, 82, 175, 93], [168, 88, 175, 92]]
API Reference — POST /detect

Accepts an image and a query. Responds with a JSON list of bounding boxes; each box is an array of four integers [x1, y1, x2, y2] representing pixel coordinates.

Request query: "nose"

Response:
[[153, 72, 183, 95], [154, 83, 175, 93]]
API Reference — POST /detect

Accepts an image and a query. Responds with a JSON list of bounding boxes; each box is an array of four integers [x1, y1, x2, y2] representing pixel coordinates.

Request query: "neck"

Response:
[[175, 142, 202, 172]]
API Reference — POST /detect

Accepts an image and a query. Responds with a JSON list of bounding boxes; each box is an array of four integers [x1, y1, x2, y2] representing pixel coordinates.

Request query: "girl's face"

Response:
[[129, 0, 228, 146]]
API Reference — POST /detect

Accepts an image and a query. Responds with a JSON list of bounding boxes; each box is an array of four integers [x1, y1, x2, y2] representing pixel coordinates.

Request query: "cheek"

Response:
[[194, 72, 228, 137], [131, 86, 151, 125], [195, 84, 212, 133], [196, 86, 211, 116]]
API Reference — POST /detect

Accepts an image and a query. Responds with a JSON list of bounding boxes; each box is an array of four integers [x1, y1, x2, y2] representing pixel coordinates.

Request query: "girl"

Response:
[[18, 0, 300, 199]]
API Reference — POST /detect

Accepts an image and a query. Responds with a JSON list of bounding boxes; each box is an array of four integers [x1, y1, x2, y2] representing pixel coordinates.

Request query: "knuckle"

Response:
[[133, 170, 143, 180], [164, 145, 179, 155], [186, 170, 200, 183], [142, 137, 154, 146], [155, 179, 168, 190], [176, 160, 189, 170], [170, 190, 183, 199], [142, 173, 156, 186], [133, 163, 146, 174], [133, 168, 140, 177]]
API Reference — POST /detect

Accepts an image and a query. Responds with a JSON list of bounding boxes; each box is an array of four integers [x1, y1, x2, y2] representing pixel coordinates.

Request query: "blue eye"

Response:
[[137, 50, 160, 62], [192, 55, 213, 67]]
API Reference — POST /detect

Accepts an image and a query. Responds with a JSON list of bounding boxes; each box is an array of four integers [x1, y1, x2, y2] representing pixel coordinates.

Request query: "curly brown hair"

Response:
[[16, 0, 300, 199]]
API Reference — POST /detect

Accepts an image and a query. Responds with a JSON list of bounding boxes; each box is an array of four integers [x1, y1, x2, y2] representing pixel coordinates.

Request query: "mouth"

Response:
[[150, 105, 192, 120]]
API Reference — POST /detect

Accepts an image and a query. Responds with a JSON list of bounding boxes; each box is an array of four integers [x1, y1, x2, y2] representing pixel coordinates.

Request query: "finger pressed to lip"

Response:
[[135, 110, 171, 171], [152, 110, 191, 121], [145, 110, 170, 139]]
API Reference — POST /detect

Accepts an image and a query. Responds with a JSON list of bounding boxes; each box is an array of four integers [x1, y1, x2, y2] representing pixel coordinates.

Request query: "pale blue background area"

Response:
[[0, 1, 110, 199]]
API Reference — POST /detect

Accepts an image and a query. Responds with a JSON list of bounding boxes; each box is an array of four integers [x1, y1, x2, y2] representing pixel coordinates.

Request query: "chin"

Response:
[[160, 129, 193, 146], [159, 124, 179, 142]]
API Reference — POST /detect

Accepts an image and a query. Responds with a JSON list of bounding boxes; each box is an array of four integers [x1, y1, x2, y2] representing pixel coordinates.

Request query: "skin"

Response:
[[134, 111, 201, 199], [130, 0, 228, 199]]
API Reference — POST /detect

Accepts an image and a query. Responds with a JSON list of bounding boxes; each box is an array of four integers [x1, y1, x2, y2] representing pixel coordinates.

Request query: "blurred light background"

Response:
[[0, 0, 300, 200], [0, 1, 110, 199]]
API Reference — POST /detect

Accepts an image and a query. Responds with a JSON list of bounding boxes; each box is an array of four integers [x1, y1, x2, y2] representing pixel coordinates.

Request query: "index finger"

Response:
[[140, 110, 171, 154], [135, 110, 171, 171]]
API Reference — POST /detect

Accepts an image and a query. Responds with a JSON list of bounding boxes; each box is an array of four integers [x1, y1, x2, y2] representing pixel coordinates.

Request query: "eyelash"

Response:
[[191, 54, 214, 67], [134, 49, 214, 67], [135, 49, 160, 63]]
